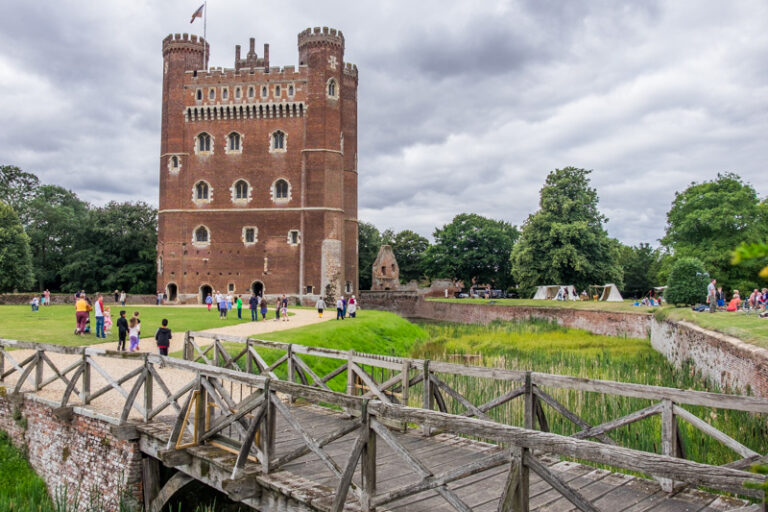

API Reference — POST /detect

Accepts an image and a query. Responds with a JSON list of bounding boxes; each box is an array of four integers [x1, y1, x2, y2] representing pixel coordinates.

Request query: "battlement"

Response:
[[343, 62, 358, 78], [163, 32, 207, 55], [297, 26, 344, 49], [184, 64, 304, 82]]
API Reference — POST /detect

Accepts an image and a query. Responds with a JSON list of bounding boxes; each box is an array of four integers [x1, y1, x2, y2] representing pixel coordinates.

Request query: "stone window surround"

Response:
[[208, 87, 216, 100], [270, 177, 292, 204], [247, 86, 255, 98], [221, 86, 229, 100], [287, 229, 301, 246], [234, 86, 242, 100], [269, 130, 287, 153], [274, 84, 281, 98], [196, 88, 203, 102], [192, 224, 211, 248], [326, 77, 338, 99], [261, 85, 268, 98], [194, 131, 214, 156], [225, 131, 243, 154], [242, 226, 258, 246], [230, 178, 252, 205], [192, 179, 213, 205], [167, 154, 182, 175], [288, 83, 295, 97]]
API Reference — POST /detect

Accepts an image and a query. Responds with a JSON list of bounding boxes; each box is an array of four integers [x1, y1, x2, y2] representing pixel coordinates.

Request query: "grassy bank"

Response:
[[427, 297, 658, 314], [0, 305, 276, 346], [0, 430, 54, 511]]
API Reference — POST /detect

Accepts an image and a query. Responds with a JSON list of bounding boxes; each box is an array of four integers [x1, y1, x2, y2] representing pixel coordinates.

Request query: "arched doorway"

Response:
[[251, 281, 264, 297], [199, 284, 213, 304], [167, 283, 178, 302]]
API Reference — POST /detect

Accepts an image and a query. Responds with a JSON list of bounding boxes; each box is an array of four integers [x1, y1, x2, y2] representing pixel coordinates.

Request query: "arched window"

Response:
[[248, 86, 255, 98], [327, 78, 337, 98], [195, 226, 209, 243], [222, 87, 229, 100], [234, 180, 248, 199], [195, 181, 209, 200], [261, 86, 268, 98], [197, 132, 211, 152], [275, 85, 281, 97], [275, 179, 289, 199], [168, 155, 180, 173], [208, 88, 215, 100], [196, 89, 202, 101], [235, 87, 241, 99], [288, 84, 295, 96], [272, 130, 285, 150], [228, 132, 241, 151]]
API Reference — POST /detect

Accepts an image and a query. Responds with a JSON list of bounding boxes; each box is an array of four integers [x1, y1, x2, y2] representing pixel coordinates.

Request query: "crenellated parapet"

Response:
[[343, 62, 358, 79], [162, 32, 207, 56], [297, 26, 345, 50]]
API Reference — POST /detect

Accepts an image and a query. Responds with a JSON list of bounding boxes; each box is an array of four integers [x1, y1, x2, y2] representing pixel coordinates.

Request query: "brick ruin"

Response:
[[157, 28, 358, 303]]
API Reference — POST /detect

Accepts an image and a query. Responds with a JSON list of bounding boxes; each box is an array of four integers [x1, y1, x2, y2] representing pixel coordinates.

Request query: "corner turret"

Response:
[[162, 33, 208, 70], [298, 27, 345, 66]]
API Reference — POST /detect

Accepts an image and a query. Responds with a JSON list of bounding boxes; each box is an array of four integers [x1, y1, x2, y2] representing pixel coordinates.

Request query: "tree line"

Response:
[[0, 165, 157, 294], [2, 164, 766, 299]]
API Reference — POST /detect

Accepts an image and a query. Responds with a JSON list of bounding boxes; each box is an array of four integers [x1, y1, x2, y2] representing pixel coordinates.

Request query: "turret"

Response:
[[162, 33, 208, 71], [298, 26, 345, 66]]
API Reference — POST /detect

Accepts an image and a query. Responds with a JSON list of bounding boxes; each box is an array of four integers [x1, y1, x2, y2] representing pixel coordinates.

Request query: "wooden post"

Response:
[[260, 379, 275, 473], [422, 360, 433, 437], [33, 350, 43, 391], [523, 371, 534, 431], [142, 456, 161, 511], [0, 345, 4, 383], [346, 349, 355, 396], [400, 360, 411, 432], [183, 331, 191, 361], [498, 448, 529, 512], [195, 377, 207, 445], [81, 351, 91, 404], [214, 337, 221, 367], [144, 359, 153, 422], [246, 339, 253, 374], [660, 398, 677, 492], [361, 403, 376, 511]]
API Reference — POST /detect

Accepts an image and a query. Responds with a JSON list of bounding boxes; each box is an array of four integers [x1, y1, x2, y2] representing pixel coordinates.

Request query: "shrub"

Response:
[[665, 257, 708, 306]]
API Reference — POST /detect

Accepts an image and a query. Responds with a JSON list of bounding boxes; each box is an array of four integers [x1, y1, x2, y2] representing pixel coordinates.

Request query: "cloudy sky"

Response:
[[2, 1, 767, 245]]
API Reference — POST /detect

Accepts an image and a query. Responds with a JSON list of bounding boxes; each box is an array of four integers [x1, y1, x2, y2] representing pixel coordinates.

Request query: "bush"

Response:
[[665, 257, 709, 306]]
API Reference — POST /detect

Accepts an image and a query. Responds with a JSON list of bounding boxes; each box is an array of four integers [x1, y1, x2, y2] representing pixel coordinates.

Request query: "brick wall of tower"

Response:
[[157, 27, 358, 302]]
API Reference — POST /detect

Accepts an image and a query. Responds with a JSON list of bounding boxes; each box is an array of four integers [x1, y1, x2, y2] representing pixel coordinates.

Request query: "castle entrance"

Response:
[[199, 284, 212, 304], [251, 281, 264, 297], [166, 283, 178, 302]]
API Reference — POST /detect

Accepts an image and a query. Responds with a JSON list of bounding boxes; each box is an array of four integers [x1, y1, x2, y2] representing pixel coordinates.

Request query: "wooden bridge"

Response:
[[1, 331, 767, 512]]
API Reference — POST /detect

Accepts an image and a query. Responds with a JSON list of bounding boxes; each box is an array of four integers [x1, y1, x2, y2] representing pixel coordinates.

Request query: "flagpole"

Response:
[[203, 1, 208, 69]]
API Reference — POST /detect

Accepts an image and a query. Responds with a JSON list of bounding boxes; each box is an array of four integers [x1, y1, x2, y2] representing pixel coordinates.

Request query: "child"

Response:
[[274, 297, 281, 321], [236, 295, 243, 319], [316, 297, 326, 318], [205, 293, 213, 311], [128, 316, 141, 352], [104, 307, 113, 336], [280, 295, 288, 322], [116, 310, 128, 351], [155, 318, 172, 363], [260, 296, 268, 320]]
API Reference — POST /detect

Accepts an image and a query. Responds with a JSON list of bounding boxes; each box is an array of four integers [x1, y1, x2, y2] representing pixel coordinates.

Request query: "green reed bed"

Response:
[[0, 430, 54, 511]]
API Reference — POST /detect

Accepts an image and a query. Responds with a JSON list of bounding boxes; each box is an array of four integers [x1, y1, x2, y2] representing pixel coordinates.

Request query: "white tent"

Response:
[[598, 283, 623, 302], [533, 285, 578, 300]]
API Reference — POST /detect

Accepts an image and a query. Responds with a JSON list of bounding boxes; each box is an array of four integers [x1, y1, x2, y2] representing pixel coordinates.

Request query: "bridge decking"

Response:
[[138, 404, 751, 512]]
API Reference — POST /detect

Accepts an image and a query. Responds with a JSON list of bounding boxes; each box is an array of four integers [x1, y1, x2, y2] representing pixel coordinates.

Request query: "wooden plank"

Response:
[[673, 404, 760, 459], [292, 353, 332, 391], [142, 457, 161, 511], [430, 373, 491, 421], [331, 426, 367, 512], [525, 453, 599, 512], [111, 423, 140, 441], [351, 361, 392, 403], [157, 448, 192, 467], [119, 369, 148, 423], [222, 475, 261, 501], [571, 403, 662, 442], [272, 419, 360, 469]]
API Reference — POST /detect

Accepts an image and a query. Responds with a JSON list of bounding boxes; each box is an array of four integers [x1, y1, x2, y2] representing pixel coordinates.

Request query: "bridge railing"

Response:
[[2, 337, 767, 511]]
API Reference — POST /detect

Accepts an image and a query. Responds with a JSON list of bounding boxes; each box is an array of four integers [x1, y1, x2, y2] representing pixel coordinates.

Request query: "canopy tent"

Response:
[[590, 283, 623, 302], [532, 285, 578, 300]]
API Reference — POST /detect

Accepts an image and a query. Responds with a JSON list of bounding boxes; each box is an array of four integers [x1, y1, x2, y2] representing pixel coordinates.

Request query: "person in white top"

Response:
[[707, 279, 717, 314]]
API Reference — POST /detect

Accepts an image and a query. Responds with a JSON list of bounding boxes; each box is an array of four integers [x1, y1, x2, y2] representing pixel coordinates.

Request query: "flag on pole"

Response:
[[190, 4, 204, 23]]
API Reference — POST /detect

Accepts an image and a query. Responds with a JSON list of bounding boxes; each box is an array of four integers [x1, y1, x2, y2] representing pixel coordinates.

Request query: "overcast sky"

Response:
[[2, 1, 767, 245]]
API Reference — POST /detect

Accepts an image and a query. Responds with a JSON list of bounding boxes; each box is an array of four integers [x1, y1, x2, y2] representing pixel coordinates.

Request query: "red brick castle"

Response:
[[157, 27, 358, 303]]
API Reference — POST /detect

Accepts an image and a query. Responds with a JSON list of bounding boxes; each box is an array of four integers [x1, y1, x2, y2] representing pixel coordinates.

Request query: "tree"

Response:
[[619, 243, 663, 298], [661, 173, 768, 293], [665, 257, 708, 306], [358, 222, 382, 290], [382, 229, 430, 283], [0, 165, 40, 224], [423, 213, 518, 290], [511, 167, 623, 297], [0, 202, 35, 292]]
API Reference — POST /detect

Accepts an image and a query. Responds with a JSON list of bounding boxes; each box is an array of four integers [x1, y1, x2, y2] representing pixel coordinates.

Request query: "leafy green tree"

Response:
[[665, 257, 709, 306], [619, 243, 663, 298], [661, 173, 768, 293], [382, 229, 430, 284], [358, 221, 382, 290], [511, 167, 623, 296], [423, 213, 518, 290], [0, 202, 35, 292], [0, 165, 40, 224], [24, 185, 90, 291], [59, 202, 157, 293]]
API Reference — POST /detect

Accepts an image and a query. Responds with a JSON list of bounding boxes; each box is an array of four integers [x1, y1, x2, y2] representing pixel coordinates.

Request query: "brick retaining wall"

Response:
[[0, 393, 143, 511], [0, 293, 158, 305]]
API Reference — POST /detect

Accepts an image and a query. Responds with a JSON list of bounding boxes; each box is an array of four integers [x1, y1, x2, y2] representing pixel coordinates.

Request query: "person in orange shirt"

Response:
[[75, 294, 91, 335], [726, 291, 741, 312]]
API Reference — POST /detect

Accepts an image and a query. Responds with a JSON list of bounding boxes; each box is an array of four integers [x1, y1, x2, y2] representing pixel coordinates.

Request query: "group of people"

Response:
[[205, 292, 290, 321], [73, 292, 113, 338], [316, 295, 357, 320], [112, 290, 127, 306], [706, 279, 768, 315], [29, 289, 52, 310]]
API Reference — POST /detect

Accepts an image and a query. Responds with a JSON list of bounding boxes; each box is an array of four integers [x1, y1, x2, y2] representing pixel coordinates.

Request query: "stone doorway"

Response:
[[199, 284, 213, 304], [167, 283, 178, 302], [251, 281, 264, 297]]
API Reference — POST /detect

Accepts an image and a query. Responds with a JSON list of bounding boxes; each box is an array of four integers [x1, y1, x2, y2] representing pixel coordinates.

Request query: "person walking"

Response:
[[44, 289, 51, 306], [707, 279, 717, 314], [94, 295, 106, 339], [219, 294, 228, 319], [342, 296, 348, 319], [116, 310, 128, 351], [75, 294, 90, 335], [128, 316, 141, 352], [119, 290, 126, 306], [205, 293, 213, 311], [280, 295, 288, 322], [114, 289, 119, 303], [348, 295, 357, 318], [274, 297, 281, 321], [336, 296, 344, 320], [316, 296, 326, 318], [236, 295, 243, 319], [155, 318, 172, 365], [249, 293, 259, 321], [260, 295, 268, 320]]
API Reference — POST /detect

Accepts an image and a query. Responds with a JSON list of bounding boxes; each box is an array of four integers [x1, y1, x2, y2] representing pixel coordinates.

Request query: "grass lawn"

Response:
[[665, 308, 768, 349], [0, 304, 276, 346], [427, 297, 660, 314]]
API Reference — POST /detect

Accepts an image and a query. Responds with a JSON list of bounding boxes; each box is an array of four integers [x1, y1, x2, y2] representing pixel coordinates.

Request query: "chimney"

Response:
[[263, 43, 270, 70], [235, 44, 241, 70]]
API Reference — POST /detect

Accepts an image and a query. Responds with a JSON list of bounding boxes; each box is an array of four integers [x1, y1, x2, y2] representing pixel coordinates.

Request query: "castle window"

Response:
[[242, 226, 257, 245], [261, 85, 268, 98], [234, 180, 248, 199], [222, 87, 229, 100], [195, 181, 209, 200], [275, 85, 281, 97], [288, 230, 300, 246], [167, 155, 181, 174], [271, 130, 285, 151], [228, 132, 241, 151], [193, 226, 210, 246], [209, 88, 215, 100], [196, 132, 212, 153], [288, 84, 295, 96], [327, 78, 338, 99], [248, 86, 255, 98], [270, 178, 291, 203], [346, 281, 352, 294], [235, 87, 241, 100], [196, 88, 203, 101]]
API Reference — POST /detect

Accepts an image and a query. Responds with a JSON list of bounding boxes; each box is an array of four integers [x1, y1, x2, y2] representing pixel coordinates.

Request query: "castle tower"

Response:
[[156, 28, 358, 303]]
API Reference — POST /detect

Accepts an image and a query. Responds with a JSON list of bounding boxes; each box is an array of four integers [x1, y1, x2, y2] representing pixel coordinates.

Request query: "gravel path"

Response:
[[2, 308, 333, 420]]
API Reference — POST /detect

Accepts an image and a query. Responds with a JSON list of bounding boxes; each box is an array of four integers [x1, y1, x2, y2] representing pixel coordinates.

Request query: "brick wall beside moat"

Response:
[[360, 292, 768, 398], [0, 393, 143, 511]]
